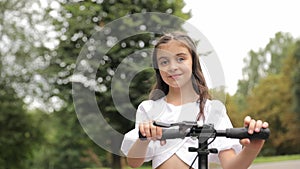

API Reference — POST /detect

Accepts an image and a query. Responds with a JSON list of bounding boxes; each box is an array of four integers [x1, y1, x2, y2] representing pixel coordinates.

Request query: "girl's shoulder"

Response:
[[139, 97, 164, 105], [138, 97, 165, 111], [204, 99, 227, 122], [204, 99, 226, 114], [205, 99, 225, 107], [136, 98, 167, 120]]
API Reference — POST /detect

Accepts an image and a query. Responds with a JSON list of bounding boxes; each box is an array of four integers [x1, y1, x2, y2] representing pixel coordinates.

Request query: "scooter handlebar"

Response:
[[139, 127, 270, 140]]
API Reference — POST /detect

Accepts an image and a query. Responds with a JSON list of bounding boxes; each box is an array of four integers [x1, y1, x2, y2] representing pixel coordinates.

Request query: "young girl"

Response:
[[121, 32, 269, 169]]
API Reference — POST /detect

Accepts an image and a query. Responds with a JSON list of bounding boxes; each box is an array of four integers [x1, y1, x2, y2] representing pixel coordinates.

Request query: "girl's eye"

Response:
[[160, 60, 169, 66], [177, 57, 184, 63]]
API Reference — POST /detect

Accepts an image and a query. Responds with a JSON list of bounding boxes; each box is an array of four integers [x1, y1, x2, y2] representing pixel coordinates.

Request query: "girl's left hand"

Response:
[[240, 116, 269, 150]]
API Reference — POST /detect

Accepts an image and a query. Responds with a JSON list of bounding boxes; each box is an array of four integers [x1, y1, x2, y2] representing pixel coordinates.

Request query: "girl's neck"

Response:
[[166, 87, 199, 106]]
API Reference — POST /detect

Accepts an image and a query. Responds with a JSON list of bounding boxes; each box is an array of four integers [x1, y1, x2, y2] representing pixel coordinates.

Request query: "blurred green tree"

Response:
[[0, 0, 56, 105], [231, 32, 300, 155], [0, 82, 43, 169], [292, 41, 300, 119], [0, 0, 49, 168], [235, 32, 295, 112]]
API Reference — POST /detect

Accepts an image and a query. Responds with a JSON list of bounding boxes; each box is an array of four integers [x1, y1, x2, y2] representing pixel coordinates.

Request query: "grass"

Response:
[[253, 154, 300, 164]]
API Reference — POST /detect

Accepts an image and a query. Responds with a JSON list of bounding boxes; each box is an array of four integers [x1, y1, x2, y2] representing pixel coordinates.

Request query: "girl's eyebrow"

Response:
[[157, 56, 168, 60], [158, 52, 187, 58], [176, 52, 188, 56], [157, 52, 188, 59]]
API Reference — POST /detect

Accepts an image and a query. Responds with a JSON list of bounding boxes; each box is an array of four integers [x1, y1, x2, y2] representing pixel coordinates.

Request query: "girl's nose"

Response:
[[168, 60, 178, 72]]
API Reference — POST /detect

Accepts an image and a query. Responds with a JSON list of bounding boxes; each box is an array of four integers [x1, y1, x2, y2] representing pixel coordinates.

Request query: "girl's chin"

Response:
[[166, 82, 181, 88]]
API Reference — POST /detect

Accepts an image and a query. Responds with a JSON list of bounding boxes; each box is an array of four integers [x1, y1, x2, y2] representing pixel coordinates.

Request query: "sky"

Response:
[[183, 0, 300, 94]]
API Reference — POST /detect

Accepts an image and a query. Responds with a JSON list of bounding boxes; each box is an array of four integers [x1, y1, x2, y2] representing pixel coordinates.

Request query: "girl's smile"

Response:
[[168, 73, 182, 79]]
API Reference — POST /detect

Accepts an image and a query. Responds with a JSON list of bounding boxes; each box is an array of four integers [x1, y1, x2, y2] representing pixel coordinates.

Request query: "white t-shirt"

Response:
[[121, 97, 242, 169]]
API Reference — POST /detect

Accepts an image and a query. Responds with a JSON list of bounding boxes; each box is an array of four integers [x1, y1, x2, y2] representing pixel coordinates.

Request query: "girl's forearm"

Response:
[[221, 141, 264, 169], [127, 139, 150, 168]]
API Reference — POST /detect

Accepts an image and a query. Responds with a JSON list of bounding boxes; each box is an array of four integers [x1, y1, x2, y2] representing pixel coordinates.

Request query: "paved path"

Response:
[[249, 160, 300, 169], [210, 160, 300, 169]]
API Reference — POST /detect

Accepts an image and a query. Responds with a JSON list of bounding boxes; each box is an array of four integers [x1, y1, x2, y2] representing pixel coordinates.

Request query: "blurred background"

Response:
[[0, 0, 299, 169]]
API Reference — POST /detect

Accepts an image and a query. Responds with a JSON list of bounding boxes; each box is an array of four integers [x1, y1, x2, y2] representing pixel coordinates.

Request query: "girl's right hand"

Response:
[[139, 121, 166, 145]]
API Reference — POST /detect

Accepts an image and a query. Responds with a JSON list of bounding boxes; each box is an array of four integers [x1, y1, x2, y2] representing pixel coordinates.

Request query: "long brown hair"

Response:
[[149, 31, 211, 120]]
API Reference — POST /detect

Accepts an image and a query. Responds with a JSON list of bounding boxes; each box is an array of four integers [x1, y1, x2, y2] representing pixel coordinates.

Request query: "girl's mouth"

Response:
[[168, 74, 182, 79]]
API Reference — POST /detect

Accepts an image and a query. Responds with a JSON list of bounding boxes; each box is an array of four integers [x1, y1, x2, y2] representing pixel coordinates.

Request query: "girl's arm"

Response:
[[127, 139, 151, 168], [219, 116, 269, 169], [127, 121, 163, 168]]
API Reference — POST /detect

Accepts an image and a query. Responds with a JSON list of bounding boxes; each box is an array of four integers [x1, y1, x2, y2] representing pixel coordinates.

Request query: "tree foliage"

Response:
[[229, 32, 300, 155], [0, 0, 49, 168], [0, 83, 43, 169], [245, 74, 299, 155], [0, 0, 58, 111], [291, 40, 300, 119], [238, 32, 295, 95], [235, 32, 295, 112], [225, 93, 244, 127]]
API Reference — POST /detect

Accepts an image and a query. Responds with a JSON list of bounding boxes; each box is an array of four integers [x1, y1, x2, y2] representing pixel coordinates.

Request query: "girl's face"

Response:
[[156, 40, 193, 89]]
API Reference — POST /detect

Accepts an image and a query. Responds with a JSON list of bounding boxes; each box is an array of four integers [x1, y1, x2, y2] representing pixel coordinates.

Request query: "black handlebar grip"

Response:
[[139, 129, 185, 140], [226, 127, 270, 140], [160, 129, 185, 140]]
